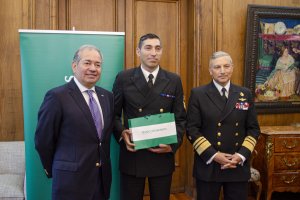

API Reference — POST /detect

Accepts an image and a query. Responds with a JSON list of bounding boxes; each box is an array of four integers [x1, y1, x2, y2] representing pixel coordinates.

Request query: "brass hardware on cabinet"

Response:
[[266, 137, 273, 162], [282, 140, 298, 149], [282, 157, 298, 167], [281, 175, 297, 184]]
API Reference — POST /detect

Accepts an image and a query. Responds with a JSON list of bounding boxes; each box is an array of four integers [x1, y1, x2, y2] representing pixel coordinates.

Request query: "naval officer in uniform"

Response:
[[186, 51, 260, 200], [112, 33, 186, 200]]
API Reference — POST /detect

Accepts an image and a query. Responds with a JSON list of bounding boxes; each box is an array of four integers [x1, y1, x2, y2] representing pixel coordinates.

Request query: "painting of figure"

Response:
[[254, 18, 300, 102]]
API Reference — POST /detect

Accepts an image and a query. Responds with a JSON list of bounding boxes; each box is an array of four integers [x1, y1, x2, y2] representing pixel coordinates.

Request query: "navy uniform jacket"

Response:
[[187, 82, 260, 182], [113, 66, 186, 177], [35, 79, 114, 200]]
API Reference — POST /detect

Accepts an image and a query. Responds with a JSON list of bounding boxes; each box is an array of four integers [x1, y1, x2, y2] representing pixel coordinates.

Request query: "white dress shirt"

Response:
[[73, 77, 104, 129], [141, 64, 159, 84]]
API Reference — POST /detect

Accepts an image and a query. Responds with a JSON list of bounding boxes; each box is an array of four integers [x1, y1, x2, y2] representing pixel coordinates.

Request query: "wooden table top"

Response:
[[261, 125, 300, 135]]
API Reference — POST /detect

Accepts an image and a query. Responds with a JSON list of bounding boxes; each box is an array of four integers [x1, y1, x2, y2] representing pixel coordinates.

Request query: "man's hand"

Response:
[[121, 129, 136, 152], [213, 152, 238, 169], [148, 144, 172, 154], [213, 152, 233, 165], [229, 153, 243, 165]]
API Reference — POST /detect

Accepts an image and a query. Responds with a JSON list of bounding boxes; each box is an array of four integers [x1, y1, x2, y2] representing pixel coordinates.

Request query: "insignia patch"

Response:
[[160, 93, 175, 98], [235, 102, 249, 110], [238, 98, 246, 101], [240, 92, 244, 96]]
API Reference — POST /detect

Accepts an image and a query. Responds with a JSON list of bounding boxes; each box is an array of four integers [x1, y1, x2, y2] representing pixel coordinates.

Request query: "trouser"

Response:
[[196, 179, 248, 200], [120, 172, 172, 200]]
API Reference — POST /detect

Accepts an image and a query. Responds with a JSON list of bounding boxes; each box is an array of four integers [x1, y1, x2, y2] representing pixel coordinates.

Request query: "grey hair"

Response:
[[209, 51, 233, 68], [73, 44, 103, 64]]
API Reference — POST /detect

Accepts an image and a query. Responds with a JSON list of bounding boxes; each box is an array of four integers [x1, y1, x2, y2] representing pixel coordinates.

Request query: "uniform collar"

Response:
[[73, 77, 96, 93], [140, 65, 160, 83], [213, 79, 230, 96]]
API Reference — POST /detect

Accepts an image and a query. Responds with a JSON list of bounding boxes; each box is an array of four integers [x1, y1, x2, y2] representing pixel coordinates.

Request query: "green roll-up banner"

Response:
[[19, 29, 124, 200]]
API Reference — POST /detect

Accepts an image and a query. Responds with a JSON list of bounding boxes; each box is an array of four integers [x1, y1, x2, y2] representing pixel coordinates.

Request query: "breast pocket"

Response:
[[159, 92, 176, 109]]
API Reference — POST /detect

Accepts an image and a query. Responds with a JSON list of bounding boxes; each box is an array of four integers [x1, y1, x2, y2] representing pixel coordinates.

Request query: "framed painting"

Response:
[[244, 5, 300, 113]]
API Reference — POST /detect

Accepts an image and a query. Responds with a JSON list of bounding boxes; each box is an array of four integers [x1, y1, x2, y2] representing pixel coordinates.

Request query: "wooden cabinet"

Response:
[[254, 126, 300, 200]]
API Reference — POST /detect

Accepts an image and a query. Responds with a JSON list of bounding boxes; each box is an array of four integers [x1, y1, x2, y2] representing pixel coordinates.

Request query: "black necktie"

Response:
[[221, 87, 227, 102], [148, 74, 154, 88]]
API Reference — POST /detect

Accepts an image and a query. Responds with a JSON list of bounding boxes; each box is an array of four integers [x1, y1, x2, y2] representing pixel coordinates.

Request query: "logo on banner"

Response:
[[64, 75, 74, 82]]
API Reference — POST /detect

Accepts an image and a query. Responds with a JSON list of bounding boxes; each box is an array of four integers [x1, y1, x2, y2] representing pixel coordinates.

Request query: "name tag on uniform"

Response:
[[128, 113, 177, 150]]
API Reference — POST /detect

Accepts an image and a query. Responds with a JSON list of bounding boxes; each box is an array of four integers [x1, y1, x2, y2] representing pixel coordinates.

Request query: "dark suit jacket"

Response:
[[187, 82, 260, 182], [113, 66, 186, 177], [35, 79, 114, 200]]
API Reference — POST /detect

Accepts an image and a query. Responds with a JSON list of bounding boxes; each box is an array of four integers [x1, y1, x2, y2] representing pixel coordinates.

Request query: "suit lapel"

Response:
[[130, 67, 170, 108], [131, 67, 150, 97], [206, 82, 225, 111], [141, 68, 170, 108], [68, 79, 99, 140]]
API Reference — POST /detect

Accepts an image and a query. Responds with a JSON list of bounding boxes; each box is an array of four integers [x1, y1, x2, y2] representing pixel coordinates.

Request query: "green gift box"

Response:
[[128, 112, 178, 150]]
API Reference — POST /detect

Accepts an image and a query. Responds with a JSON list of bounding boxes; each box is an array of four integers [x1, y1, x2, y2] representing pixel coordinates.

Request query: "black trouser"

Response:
[[92, 169, 106, 200], [120, 172, 172, 200], [196, 179, 248, 200]]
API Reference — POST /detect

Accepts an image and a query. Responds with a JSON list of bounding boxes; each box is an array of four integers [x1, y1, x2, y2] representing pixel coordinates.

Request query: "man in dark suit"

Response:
[[113, 33, 186, 200], [35, 45, 114, 200], [187, 51, 260, 200]]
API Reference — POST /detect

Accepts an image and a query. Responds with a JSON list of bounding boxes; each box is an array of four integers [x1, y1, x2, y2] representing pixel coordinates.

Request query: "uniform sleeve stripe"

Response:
[[242, 136, 257, 152], [247, 135, 256, 143], [193, 136, 211, 155], [245, 139, 256, 147], [193, 137, 205, 148], [194, 139, 206, 150], [195, 141, 211, 155], [245, 136, 257, 146]]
